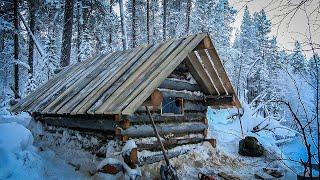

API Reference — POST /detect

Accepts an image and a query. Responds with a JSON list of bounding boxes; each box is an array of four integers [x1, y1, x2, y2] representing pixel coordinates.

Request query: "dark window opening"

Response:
[[161, 97, 184, 116]]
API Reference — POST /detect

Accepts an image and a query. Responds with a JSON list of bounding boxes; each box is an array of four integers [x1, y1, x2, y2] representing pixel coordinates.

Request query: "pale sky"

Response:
[[229, 0, 320, 58]]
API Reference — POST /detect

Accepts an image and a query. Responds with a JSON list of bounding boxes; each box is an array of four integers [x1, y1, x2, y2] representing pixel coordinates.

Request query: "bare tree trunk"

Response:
[[13, 0, 19, 99], [162, 0, 166, 40], [76, 0, 82, 62], [119, 0, 127, 50], [152, 0, 156, 43], [28, 0, 35, 76], [132, 0, 136, 48], [109, 0, 113, 49], [60, 0, 74, 67], [146, 0, 150, 44], [185, 0, 191, 35]]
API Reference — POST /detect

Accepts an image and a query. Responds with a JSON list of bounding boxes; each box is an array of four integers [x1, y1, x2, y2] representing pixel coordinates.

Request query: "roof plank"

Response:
[[88, 43, 165, 114], [73, 46, 152, 114], [121, 33, 207, 114], [185, 52, 218, 95], [44, 50, 133, 114], [59, 46, 145, 114], [99, 39, 181, 114], [197, 50, 227, 95]]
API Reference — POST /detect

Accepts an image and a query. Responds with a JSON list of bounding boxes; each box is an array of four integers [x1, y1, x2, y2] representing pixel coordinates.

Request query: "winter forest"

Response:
[[0, 0, 319, 179]]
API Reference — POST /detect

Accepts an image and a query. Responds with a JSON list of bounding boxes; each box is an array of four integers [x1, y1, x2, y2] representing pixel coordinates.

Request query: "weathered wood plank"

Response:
[[30, 52, 119, 113], [56, 47, 144, 114], [95, 39, 178, 114], [204, 37, 241, 108], [197, 49, 227, 95], [11, 55, 94, 112], [72, 46, 151, 114], [43, 51, 131, 114], [87, 42, 165, 114], [159, 78, 201, 92], [122, 34, 207, 114], [186, 52, 218, 95], [120, 122, 207, 137]]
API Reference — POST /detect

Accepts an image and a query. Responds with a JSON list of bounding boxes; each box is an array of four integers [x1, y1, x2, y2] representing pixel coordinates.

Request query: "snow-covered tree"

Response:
[[290, 41, 306, 73]]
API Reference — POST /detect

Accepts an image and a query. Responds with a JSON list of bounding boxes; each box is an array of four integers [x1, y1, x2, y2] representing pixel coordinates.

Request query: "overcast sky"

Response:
[[229, 0, 320, 58]]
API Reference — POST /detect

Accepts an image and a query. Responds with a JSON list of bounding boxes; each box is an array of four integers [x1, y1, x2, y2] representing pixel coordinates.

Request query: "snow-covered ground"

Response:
[[0, 103, 316, 179]]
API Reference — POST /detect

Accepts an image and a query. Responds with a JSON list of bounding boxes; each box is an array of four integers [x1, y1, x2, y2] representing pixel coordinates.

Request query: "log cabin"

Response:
[[10, 33, 241, 145]]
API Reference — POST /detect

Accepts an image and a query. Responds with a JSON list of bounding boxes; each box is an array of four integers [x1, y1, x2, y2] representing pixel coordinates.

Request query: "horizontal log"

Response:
[[204, 95, 234, 107], [158, 88, 204, 101], [137, 137, 205, 151], [120, 122, 207, 138], [125, 112, 207, 124], [39, 116, 116, 132], [184, 100, 207, 112], [159, 78, 201, 92]]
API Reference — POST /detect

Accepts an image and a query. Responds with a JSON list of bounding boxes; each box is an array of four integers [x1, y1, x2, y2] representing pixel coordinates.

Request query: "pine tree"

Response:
[[290, 41, 306, 73]]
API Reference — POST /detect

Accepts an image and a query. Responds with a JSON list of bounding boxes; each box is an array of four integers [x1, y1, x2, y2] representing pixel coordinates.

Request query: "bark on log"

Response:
[[159, 78, 201, 92], [120, 122, 207, 138], [126, 112, 207, 124], [184, 100, 207, 112]]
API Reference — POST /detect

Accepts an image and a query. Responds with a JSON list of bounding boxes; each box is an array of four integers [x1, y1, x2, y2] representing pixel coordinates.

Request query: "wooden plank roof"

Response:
[[11, 33, 241, 115]]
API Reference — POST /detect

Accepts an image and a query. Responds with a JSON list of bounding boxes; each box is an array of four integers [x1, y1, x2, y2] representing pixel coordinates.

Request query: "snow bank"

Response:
[[0, 113, 83, 179]]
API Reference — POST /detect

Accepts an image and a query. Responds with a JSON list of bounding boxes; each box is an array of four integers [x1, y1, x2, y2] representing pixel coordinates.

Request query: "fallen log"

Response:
[[120, 122, 208, 138]]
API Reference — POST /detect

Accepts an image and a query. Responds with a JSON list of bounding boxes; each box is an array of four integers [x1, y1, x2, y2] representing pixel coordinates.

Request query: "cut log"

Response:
[[142, 89, 163, 107], [39, 116, 116, 132], [125, 112, 207, 124], [123, 147, 138, 168], [158, 88, 204, 101], [120, 122, 207, 138], [159, 78, 201, 92]]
